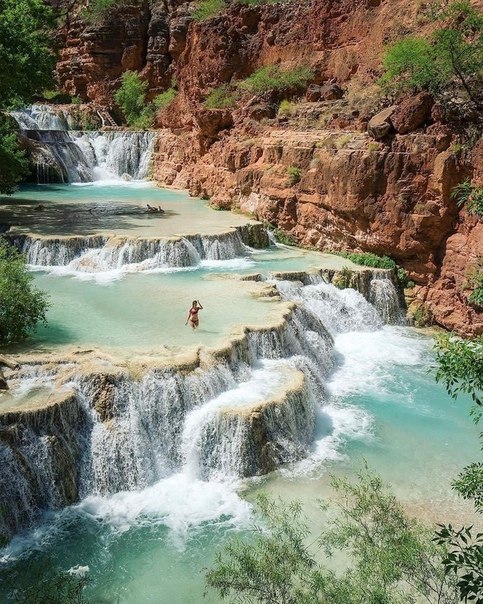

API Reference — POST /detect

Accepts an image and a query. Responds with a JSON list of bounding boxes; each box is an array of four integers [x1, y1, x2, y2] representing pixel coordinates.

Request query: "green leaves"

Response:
[[206, 469, 459, 604], [331, 251, 396, 269], [238, 65, 313, 96], [0, 0, 55, 192], [0, 239, 50, 345], [434, 334, 483, 412], [435, 524, 483, 604], [380, 1, 483, 107], [0, 0, 56, 109], [114, 71, 149, 127], [452, 180, 483, 218], [0, 115, 29, 194]]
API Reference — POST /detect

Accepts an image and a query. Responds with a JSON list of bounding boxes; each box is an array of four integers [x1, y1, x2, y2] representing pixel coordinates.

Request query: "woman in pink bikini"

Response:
[[185, 300, 203, 330]]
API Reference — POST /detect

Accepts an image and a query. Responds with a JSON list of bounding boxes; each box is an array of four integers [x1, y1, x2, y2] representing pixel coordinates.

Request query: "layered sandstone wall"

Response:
[[55, 0, 482, 335]]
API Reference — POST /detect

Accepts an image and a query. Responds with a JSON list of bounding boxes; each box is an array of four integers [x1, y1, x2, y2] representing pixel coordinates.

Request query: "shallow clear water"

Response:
[[0, 185, 480, 603], [28, 271, 281, 352], [0, 183, 255, 237]]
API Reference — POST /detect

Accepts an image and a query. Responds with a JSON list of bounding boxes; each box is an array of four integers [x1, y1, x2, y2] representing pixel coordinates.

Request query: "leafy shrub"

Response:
[[207, 469, 459, 604], [466, 259, 483, 306], [0, 115, 29, 194], [0, 239, 49, 345], [238, 65, 313, 95], [452, 179, 483, 217], [114, 70, 149, 127], [71, 95, 82, 105], [380, 1, 483, 107], [334, 251, 396, 269], [192, 0, 225, 21], [278, 99, 293, 115], [204, 84, 237, 109], [154, 88, 177, 110], [287, 165, 301, 185], [273, 227, 297, 246]]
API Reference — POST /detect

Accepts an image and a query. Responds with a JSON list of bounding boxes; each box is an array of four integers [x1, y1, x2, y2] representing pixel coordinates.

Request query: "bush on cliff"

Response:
[[114, 71, 149, 127], [452, 179, 483, 217], [192, 0, 225, 21], [204, 84, 237, 109], [238, 65, 313, 95], [0, 239, 50, 345], [333, 251, 396, 269], [154, 88, 177, 110], [381, 1, 483, 108]]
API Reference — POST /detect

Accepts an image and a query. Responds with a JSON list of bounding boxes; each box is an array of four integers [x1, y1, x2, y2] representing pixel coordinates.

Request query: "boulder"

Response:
[[391, 92, 434, 134], [306, 84, 322, 102], [367, 106, 396, 140], [319, 83, 344, 100]]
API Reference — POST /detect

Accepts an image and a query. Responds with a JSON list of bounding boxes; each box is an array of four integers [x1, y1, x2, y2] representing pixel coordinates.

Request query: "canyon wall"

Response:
[[56, 0, 483, 335]]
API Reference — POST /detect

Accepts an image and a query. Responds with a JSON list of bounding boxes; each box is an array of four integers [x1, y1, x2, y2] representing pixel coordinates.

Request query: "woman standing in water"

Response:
[[185, 300, 203, 330]]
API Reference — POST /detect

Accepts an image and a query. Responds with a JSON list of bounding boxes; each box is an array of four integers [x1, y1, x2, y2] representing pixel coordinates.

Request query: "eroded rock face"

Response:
[[151, 127, 482, 335]]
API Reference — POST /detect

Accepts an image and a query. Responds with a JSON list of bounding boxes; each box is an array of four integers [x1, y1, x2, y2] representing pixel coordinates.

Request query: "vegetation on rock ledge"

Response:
[[381, 1, 483, 108], [452, 179, 483, 218], [331, 251, 396, 270]]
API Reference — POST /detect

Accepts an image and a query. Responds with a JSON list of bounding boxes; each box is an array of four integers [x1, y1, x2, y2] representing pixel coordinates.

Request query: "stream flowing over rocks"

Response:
[[0, 243, 402, 542], [12, 106, 154, 183]]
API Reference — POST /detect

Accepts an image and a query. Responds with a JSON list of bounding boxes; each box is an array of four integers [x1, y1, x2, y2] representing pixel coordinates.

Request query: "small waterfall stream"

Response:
[[11, 105, 155, 183], [8, 229, 252, 274]]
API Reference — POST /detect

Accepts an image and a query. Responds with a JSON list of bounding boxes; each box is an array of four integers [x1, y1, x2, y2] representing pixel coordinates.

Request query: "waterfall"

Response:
[[11, 106, 155, 183], [8, 230, 252, 274], [369, 271, 404, 324], [0, 304, 335, 539], [0, 253, 404, 541]]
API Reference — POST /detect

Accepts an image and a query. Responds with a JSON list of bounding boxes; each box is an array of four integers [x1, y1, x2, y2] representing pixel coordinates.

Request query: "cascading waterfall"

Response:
[[0, 231, 405, 541], [11, 105, 155, 183], [369, 271, 404, 324], [8, 230, 251, 274]]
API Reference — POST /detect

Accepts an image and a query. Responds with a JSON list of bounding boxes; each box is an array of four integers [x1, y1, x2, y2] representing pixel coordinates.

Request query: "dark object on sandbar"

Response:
[[146, 204, 165, 213], [34, 204, 45, 211]]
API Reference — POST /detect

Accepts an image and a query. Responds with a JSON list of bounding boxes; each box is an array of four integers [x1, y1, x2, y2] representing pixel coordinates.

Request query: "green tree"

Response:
[[0, 0, 56, 193], [0, 239, 50, 345], [0, 116, 30, 194], [114, 70, 149, 127], [434, 334, 483, 603], [206, 469, 458, 604], [381, 1, 483, 108]]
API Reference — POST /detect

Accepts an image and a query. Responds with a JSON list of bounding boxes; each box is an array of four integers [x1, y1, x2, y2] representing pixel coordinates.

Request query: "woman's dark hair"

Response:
[[192, 300, 197, 307]]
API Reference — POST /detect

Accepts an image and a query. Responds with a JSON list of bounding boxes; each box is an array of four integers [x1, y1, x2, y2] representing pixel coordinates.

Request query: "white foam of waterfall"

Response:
[[11, 107, 155, 183], [369, 276, 404, 324], [10, 105, 71, 131], [181, 360, 300, 480], [327, 328, 427, 399], [12, 231, 253, 281], [277, 280, 383, 335]]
